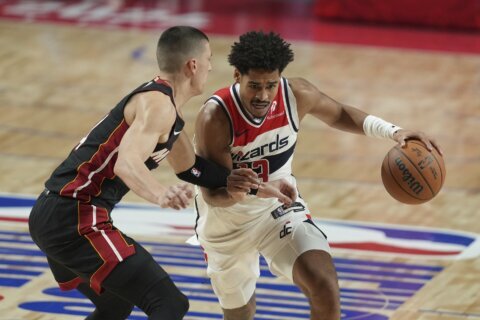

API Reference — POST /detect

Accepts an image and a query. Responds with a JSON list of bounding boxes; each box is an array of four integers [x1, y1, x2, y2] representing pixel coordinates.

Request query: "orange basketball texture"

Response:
[[381, 140, 445, 204]]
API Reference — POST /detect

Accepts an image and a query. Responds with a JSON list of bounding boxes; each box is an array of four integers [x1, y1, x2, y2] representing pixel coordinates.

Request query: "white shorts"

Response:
[[196, 199, 331, 309]]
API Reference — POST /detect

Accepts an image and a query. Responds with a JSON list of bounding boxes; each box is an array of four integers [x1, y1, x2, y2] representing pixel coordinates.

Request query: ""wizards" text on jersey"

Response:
[[232, 134, 289, 161]]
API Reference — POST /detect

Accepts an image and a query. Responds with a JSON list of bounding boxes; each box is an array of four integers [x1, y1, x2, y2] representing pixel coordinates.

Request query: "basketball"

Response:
[[381, 140, 445, 204]]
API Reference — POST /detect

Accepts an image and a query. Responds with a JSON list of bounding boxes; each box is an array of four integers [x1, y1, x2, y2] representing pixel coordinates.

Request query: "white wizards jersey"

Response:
[[216, 77, 299, 180], [197, 77, 302, 218]]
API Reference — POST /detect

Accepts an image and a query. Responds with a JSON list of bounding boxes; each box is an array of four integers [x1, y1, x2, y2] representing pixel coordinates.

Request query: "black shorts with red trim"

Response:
[[29, 190, 144, 294]]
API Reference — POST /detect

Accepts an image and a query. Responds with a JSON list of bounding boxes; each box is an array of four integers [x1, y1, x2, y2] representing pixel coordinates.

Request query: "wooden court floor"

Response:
[[0, 20, 479, 319]]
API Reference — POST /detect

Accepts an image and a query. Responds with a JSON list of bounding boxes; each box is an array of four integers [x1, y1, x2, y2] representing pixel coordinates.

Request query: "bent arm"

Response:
[[114, 91, 175, 205], [195, 101, 296, 207], [166, 131, 231, 189], [195, 101, 242, 207], [166, 130, 197, 173]]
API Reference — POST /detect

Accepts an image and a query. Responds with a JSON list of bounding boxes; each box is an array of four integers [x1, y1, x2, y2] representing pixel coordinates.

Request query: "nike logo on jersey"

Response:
[[173, 130, 181, 136]]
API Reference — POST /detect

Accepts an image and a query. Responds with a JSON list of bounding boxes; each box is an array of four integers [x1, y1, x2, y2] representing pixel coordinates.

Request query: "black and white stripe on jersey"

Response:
[[282, 77, 299, 132], [208, 95, 234, 146], [259, 142, 296, 175]]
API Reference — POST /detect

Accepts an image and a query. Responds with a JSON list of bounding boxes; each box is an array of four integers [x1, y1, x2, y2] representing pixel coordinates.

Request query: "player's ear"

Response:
[[186, 58, 197, 76], [233, 69, 240, 83]]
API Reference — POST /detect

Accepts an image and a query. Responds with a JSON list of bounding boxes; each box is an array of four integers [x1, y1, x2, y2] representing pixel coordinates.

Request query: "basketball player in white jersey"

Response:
[[193, 31, 442, 320]]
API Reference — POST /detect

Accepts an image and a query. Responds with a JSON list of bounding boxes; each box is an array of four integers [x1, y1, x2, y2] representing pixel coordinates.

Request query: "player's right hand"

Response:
[[393, 129, 443, 155], [158, 183, 194, 210], [226, 168, 260, 193], [257, 179, 297, 206]]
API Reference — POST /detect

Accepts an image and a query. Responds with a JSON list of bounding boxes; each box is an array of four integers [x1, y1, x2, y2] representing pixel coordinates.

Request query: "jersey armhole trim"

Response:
[[282, 78, 299, 132], [207, 96, 234, 146]]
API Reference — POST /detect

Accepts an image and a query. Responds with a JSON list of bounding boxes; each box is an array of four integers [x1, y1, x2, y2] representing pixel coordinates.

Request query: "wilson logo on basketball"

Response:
[[394, 157, 424, 195]]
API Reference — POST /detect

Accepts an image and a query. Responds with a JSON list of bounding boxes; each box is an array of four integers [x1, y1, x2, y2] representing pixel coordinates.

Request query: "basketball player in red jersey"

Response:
[[194, 31, 442, 320], [28, 27, 295, 320]]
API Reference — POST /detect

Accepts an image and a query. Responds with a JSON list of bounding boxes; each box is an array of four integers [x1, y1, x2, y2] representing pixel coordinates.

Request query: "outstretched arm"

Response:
[[114, 91, 187, 208], [291, 77, 442, 154]]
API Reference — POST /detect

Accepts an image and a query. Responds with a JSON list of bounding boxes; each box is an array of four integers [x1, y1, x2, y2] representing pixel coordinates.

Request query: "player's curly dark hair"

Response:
[[228, 31, 294, 74]]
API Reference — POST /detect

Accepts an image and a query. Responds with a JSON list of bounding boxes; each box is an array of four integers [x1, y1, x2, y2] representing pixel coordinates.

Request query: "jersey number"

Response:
[[236, 159, 270, 182]]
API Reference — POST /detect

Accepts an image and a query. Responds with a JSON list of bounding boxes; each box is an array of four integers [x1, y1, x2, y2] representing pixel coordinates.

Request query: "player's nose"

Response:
[[257, 88, 268, 101]]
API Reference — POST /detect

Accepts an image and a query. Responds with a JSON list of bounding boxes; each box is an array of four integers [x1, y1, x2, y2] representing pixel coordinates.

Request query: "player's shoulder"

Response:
[[199, 100, 229, 124], [287, 77, 322, 100], [201, 85, 235, 121], [211, 85, 232, 97], [196, 100, 231, 141], [136, 90, 172, 104], [135, 91, 174, 112], [127, 90, 176, 124], [286, 77, 316, 92]]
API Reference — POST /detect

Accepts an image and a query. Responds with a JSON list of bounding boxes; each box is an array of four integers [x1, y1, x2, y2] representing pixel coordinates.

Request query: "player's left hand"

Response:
[[257, 179, 297, 206], [160, 183, 194, 210], [393, 129, 443, 155], [227, 168, 260, 194]]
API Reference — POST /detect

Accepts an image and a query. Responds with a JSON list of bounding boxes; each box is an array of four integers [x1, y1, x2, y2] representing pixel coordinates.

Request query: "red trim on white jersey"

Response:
[[208, 78, 297, 148], [206, 77, 299, 181]]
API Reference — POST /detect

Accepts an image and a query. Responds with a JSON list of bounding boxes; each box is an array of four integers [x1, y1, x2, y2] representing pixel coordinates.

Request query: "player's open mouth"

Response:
[[252, 102, 269, 109]]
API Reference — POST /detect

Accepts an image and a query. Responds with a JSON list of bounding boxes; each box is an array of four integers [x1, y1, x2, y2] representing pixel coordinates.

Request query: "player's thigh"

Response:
[[262, 217, 331, 282], [76, 282, 134, 319], [205, 247, 260, 310], [101, 242, 169, 301], [48, 255, 135, 319], [46, 256, 81, 286]]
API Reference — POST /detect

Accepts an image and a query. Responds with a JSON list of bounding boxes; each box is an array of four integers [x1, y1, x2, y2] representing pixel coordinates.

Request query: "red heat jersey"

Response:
[[45, 77, 184, 208]]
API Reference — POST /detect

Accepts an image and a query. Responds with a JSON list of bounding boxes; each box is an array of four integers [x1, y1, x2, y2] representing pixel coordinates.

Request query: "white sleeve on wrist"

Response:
[[363, 115, 402, 139]]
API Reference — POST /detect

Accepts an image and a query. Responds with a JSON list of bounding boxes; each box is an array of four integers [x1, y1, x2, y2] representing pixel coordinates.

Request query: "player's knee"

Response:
[[294, 250, 339, 299], [223, 294, 256, 320], [307, 267, 339, 300], [148, 291, 189, 320], [86, 303, 134, 320], [296, 267, 339, 319], [309, 275, 338, 301], [140, 277, 189, 320], [170, 290, 189, 317], [76, 282, 134, 320], [224, 305, 255, 320]]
